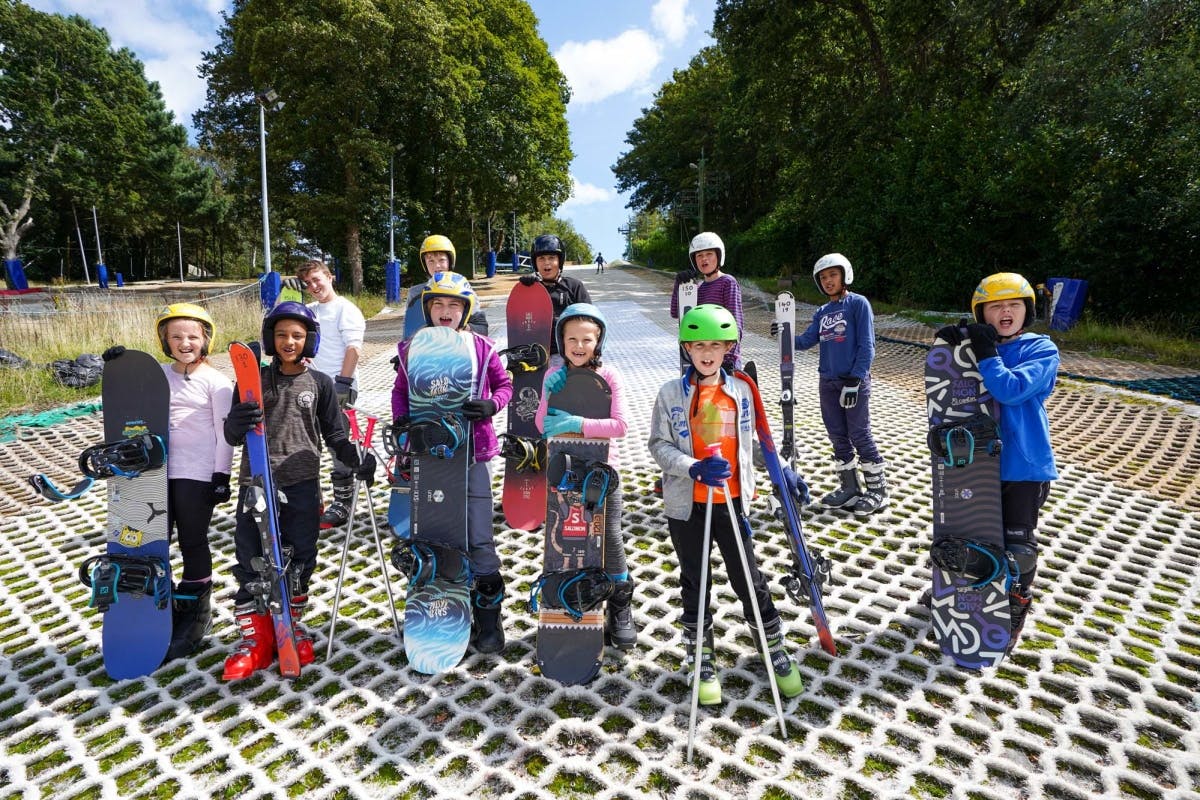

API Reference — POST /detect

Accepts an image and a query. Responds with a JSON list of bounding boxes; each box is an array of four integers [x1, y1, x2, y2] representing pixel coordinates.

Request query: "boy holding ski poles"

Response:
[[648, 304, 805, 705]]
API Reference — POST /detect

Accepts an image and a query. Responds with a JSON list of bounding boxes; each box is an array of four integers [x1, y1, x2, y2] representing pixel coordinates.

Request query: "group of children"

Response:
[[128, 230, 1057, 697]]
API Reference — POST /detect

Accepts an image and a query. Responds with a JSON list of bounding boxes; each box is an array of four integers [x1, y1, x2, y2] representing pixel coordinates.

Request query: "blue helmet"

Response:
[[555, 302, 608, 358], [262, 300, 320, 358]]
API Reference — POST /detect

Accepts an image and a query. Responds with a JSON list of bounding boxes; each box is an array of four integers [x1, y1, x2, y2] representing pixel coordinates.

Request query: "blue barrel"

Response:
[[485, 250, 497, 278], [96, 263, 109, 289], [1046, 278, 1088, 331], [115, 273, 125, 287], [511, 251, 519, 272], [4, 258, 29, 291], [260, 271, 282, 309], [385, 259, 402, 303]]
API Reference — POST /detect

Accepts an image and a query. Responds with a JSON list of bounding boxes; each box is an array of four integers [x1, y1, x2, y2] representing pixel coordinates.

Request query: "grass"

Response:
[[0, 286, 385, 416]]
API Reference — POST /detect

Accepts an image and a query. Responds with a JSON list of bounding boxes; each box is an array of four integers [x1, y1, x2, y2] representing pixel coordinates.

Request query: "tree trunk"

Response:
[[346, 223, 363, 295]]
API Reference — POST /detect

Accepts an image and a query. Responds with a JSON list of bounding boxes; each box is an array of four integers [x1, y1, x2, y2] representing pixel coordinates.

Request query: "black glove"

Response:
[[675, 267, 699, 283], [462, 399, 498, 421], [223, 401, 263, 445], [519, 273, 538, 287], [769, 321, 780, 338], [934, 317, 972, 346], [688, 455, 732, 488], [210, 473, 231, 505], [334, 375, 357, 406], [839, 376, 861, 409], [966, 323, 999, 361], [333, 439, 362, 470], [356, 452, 377, 487], [390, 354, 401, 373], [102, 345, 126, 362]]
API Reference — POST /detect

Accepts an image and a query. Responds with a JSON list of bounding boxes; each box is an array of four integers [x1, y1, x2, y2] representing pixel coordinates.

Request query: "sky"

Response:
[[24, 0, 718, 263]]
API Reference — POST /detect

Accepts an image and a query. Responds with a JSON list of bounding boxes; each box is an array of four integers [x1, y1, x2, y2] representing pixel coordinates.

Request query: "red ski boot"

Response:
[[222, 604, 275, 681], [291, 595, 315, 666]]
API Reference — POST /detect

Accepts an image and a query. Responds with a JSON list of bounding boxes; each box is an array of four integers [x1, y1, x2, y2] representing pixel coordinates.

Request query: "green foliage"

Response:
[[523, 216, 593, 264]]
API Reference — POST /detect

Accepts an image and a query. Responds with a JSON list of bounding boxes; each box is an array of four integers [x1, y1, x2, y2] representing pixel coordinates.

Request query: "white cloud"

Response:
[[651, 0, 696, 46], [554, 29, 662, 106], [559, 176, 615, 212]]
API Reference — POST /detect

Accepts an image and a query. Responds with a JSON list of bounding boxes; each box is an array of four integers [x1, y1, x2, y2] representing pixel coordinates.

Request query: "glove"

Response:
[[390, 354, 400, 373], [519, 273, 538, 287], [356, 452, 377, 487], [462, 398, 498, 421], [544, 368, 567, 395], [782, 467, 810, 507], [966, 323, 999, 361], [839, 377, 861, 409], [675, 267, 699, 284], [333, 439, 362, 470], [934, 317, 972, 346], [543, 408, 584, 436], [688, 454, 731, 488], [769, 322, 780, 338], [223, 401, 263, 445], [209, 473, 231, 505], [102, 345, 126, 362], [334, 376, 357, 406]]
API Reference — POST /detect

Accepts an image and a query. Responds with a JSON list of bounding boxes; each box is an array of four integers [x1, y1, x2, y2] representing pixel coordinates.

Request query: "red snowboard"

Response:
[[501, 281, 554, 530]]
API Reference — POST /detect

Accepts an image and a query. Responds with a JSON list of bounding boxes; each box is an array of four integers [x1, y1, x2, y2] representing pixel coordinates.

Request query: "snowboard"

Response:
[[228, 341, 303, 677], [79, 349, 172, 680], [535, 368, 614, 685], [925, 334, 1010, 668], [404, 285, 427, 339], [776, 292, 797, 461], [740, 370, 837, 656], [387, 288, 430, 541], [676, 279, 699, 372], [402, 325, 477, 674], [501, 281, 553, 530]]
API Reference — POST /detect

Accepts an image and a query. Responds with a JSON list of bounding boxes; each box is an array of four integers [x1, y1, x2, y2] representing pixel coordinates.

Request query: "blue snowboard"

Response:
[[386, 287, 429, 539], [402, 326, 476, 673], [96, 350, 172, 679]]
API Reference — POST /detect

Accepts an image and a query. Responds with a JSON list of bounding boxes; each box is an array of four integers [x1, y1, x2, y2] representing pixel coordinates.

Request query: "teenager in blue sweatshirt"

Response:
[[936, 272, 1058, 647]]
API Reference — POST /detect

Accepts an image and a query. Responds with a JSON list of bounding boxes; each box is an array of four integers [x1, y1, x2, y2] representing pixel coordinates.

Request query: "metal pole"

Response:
[[388, 154, 395, 261], [176, 221, 185, 283], [91, 206, 104, 265], [259, 101, 273, 274], [72, 205, 91, 285], [697, 147, 706, 232]]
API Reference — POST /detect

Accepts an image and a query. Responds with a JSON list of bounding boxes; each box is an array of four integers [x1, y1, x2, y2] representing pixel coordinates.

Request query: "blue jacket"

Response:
[[978, 333, 1059, 482], [795, 292, 875, 381]]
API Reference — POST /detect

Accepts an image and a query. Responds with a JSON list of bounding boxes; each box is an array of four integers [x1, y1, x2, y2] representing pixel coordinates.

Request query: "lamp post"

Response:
[[688, 148, 706, 232], [256, 89, 281, 274]]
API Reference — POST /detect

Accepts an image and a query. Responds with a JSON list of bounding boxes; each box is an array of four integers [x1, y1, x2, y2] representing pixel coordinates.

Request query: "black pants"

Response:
[[232, 478, 320, 604], [668, 498, 780, 629], [1001, 480, 1051, 590], [168, 479, 217, 582]]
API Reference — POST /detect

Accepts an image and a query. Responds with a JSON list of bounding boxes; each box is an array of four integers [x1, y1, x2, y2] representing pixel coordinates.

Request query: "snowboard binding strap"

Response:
[[391, 537, 472, 587], [501, 343, 550, 372], [28, 473, 94, 502], [78, 434, 167, 479], [582, 463, 619, 514], [407, 415, 468, 459], [528, 567, 614, 621], [499, 433, 547, 473], [928, 413, 1001, 468], [77, 554, 170, 612], [931, 538, 1017, 590]]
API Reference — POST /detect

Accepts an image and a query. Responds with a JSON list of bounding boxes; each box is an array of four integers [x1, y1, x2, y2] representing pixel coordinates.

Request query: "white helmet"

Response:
[[813, 252, 853, 292], [689, 231, 725, 269]]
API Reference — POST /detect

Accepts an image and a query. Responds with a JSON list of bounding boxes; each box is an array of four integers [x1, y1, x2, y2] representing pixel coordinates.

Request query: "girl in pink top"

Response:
[[535, 303, 635, 650]]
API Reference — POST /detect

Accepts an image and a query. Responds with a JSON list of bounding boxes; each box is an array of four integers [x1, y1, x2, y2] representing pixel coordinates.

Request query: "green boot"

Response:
[[763, 617, 804, 698], [683, 623, 721, 706]]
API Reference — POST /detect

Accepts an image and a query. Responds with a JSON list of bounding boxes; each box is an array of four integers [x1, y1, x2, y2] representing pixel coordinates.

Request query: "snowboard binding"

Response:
[[501, 342, 550, 373], [78, 554, 170, 612], [528, 567, 614, 621], [391, 537, 472, 587], [407, 415, 469, 459], [499, 433, 547, 473], [28, 473, 94, 502], [931, 537, 1018, 590], [927, 413, 1001, 468], [548, 452, 618, 520], [78, 434, 167, 479]]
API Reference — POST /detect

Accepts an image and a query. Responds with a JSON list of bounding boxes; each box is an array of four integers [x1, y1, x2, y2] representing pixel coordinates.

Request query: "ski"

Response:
[[776, 291, 796, 461], [228, 341, 302, 677], [676, 279, 699, 373], [738, 371, 837, 656]]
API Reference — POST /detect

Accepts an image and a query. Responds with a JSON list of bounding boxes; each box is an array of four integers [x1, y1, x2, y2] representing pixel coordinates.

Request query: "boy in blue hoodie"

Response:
[[936, 272, 1059, 647]]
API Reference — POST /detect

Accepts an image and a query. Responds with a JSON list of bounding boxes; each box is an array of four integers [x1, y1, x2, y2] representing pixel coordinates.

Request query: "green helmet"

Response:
[[679, 304, 739, 342]]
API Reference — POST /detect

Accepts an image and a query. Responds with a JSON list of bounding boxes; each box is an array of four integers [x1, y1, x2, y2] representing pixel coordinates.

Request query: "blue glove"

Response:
[[688, 455, 731, 488], [782, 467, 810, 507], [543, 408, 584, 436], [839, 377, 861, 409], [544, 368, 567, 395]]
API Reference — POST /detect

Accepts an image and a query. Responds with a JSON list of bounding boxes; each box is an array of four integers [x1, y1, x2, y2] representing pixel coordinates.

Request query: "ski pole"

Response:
[[686, 444, 720, 765], [360, 412, 402, 640], [720, 486, 788, 739]]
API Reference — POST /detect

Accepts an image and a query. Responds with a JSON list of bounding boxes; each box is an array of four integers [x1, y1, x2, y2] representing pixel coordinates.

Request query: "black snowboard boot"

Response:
[[472, 574, 506, 654], [320, 474, 355, 528], [165, 580, 212, 661], [821, 459, 862, 508], [1007, 589, 1033, 653], [853, 460, 889, 516], [604, 579, 637, 650]]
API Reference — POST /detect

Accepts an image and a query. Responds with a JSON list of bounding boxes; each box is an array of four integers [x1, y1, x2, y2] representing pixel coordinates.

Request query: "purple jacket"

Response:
[[391, 330, 513, 462]]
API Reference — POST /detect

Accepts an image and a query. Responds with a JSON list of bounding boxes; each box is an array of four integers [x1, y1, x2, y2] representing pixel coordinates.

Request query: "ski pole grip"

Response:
[[705, 443, 721, 457], [362, 415, 377, 450], [344, 407, 361, 444]]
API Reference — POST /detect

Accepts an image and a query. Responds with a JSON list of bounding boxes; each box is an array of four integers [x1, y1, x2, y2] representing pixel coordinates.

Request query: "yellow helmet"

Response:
[[155, 302, 215, 357], [419, 234, 456, 270], [971, 273, 1035, 324], [421, 271, 477, 330]]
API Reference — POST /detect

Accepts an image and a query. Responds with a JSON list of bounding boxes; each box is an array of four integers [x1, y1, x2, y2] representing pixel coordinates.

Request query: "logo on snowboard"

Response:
[[428, 598, 450, 618], [427, 376, 452, 396], [116, 526, 144, 547]]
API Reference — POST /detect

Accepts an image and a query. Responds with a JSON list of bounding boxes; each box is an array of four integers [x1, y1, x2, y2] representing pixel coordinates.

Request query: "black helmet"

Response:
[[531, 234, 565, 271]]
